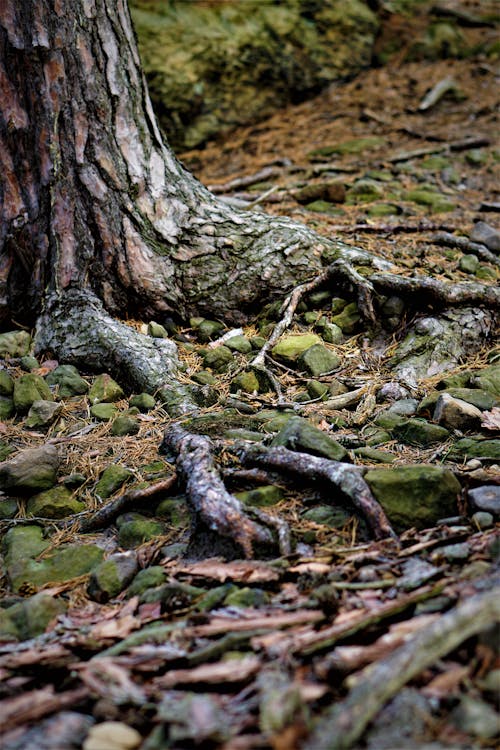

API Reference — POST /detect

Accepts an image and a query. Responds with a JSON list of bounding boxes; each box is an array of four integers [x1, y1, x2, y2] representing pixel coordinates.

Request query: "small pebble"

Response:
[[465, 459, 482, 470]]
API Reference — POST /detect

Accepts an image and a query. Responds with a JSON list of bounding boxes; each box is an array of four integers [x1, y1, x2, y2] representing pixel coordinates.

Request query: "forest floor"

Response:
[[0, 55, 499, 749]]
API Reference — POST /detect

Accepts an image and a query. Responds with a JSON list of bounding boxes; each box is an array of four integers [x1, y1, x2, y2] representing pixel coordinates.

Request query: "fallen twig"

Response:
[[239, 444, 396, 541], [305, 585, 500, 749]]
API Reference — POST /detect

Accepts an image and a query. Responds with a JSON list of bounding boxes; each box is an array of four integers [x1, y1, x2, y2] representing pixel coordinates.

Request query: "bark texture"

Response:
[[0, 0, 353, 328]]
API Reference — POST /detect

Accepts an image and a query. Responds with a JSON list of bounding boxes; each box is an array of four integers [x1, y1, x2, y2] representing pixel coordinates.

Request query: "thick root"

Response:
[[34, 290, 198, 415], [161, 425, 280, 558]]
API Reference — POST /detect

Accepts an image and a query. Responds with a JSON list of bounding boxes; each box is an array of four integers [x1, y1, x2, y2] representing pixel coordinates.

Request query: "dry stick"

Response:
[[240, 444, 396, 541], [431, 231, 500, 267], [304, 586, 500, 750], [162, 425, 275, 557], [77, 476, 177, 533], [369, 272, 500, 309], [251, 260, 375, 371]]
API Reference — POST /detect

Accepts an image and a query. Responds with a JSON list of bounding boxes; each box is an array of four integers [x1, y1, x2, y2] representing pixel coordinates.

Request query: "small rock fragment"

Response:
[[468, 485, 500, 516], [433, 393, 483, 431], [470, 221, 500, 253], [0, 444, 60, 492], [83, 721, 142, 750]]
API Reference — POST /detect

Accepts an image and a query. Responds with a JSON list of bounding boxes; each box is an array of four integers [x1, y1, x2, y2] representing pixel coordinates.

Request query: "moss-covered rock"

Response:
[[25, 400, 63, 429], [309, 136, 385, 160], [0, 370, 14, 396], [271, 416, 348, 461], [298, 344, 340, 376], [13, 373, 53, 413], [392, 418, 450, 446], [272, 334, 322, 364], [224, 587, 267, 608], [110, 415, 140, 436], [89, 374, 124, 404], [194, 319, 225, 342], [0, 330, 31, 358], [0, 496, 18, 519], [449, 438, 500, 461], [0, 397, 14, 420], [95, 465, 133, 499], [90, 402, 118, 421], [302, 504, 351, 527], [132, 0, 378, 150], [471, 364, 500, 397], [2, 525, 50, 566], [0, 445, 59, 492], [7, 543, 104, 593], [203, 346, 234, 372], [331, 302, 361, 334], [129, 392, 156, 411], [353, 447, 396, 463], [405, 188, 455, 213], [6, 593, 67, 641], [365, 465, 460, 530], [45, 364, 89, 397], [27, 485, 85, 519], [148, 321, 169, 338], [156, 496, 190, 527], [118, 518, 166, 548], [235, 485, 284, 507], [127, 565, 167, 597], [87, 552, 139, 603], [307, 380, 329, 400], [225, 335, 252, 354], [230, 371, 260, 394], [346, 178, 385, 203]]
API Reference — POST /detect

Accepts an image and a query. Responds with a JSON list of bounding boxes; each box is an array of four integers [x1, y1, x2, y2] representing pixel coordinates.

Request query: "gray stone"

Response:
[[95, 465, 132, 499], [90, 402, 118, 421], [13, 373, 53, 413], [392, 418, 450, 446], [45, 364, 89, 397], [433, 394, 482, 431], [87, 551, 139, 603], [438, 542, 470, 561], [27, 485, 85, 519], [451, 695, 500, 739], [468, 485, 500, 516], [271, 416, 348, 462], [203, 345, 234, 372], [365, 465, 460, 531], [376, 381, 409, 402], [110, 415, 140, 436], [0, 330, 31, 358], [25, 399, 63, 429], [0, 444, 60, 492], [129, 392, 156, 411], [470, 221, 500, 253], [298, 344, 340, 376], [386, 398, 419, 416], [471, 511, 494, 529]]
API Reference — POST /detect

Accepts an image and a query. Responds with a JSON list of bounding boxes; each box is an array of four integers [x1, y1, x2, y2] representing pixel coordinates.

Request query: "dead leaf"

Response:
[[83, 721, 142, 750], [481, 407, 500, 431]]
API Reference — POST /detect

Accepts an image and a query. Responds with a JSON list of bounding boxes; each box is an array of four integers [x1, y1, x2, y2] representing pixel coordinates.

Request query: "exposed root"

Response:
[[161, 425, 277, 558], [238, 444, 397, 542], [34, 290, 198, 416], [370, 272, 500, 309]]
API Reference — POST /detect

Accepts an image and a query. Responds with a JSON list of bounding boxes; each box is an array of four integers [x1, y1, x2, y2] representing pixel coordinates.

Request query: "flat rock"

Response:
[[468, 485, 500, 516], [0, 444, 60, 492], [271, 415, 348, 462], [392, 418, 450, 446], [433, 393, 483, 431], [272, 334, 322, 363], [298, 343, 340, 376], [27, 485, 85, 519], [8, 543, 104, 592], [365, 465, 460, 531], [469, 221, 500, 252]]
